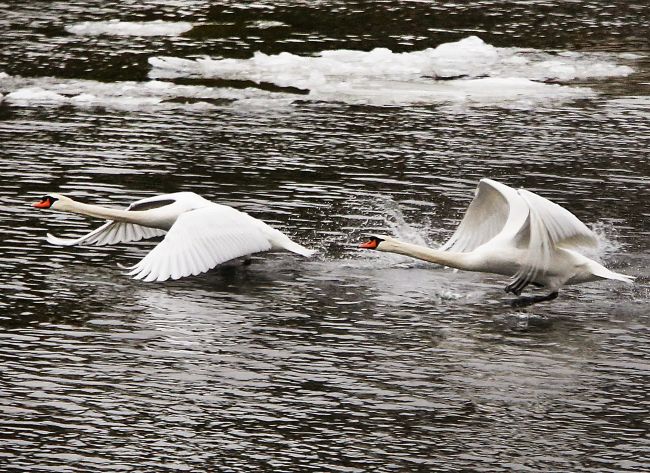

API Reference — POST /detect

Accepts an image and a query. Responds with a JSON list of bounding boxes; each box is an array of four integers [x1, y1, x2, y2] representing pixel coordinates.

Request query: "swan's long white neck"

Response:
[[378, 239, 476, 271], [62, 199, 143, 224]]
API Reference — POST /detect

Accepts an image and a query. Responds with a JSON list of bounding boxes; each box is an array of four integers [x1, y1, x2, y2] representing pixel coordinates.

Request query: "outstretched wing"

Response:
[[45, 194, 178, 246], [441, 178, 527, 253], [127, 206, 274, 282], [47, 222, 166, 246], [510, 188, 598, 288]]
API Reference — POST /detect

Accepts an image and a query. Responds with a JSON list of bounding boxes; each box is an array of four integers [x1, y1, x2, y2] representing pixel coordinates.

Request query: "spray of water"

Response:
[[589, 220, 623, 257], [340, 195, 441, 269]]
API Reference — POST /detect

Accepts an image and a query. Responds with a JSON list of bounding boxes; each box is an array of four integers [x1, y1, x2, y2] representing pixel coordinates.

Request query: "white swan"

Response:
[[360, 178, 634, 303], [33, 192, 315, 282]]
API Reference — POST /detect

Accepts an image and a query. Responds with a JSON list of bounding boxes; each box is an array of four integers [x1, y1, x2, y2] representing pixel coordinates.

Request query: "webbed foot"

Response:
[[510, 291, 559, 308]]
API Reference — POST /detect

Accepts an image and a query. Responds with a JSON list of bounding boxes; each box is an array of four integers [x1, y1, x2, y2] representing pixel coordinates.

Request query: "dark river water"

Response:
[[1, 1, 649, 472]]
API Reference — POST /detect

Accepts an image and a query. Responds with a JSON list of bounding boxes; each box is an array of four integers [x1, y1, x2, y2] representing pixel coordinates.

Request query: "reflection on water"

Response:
[[1, 0, 649, 472]]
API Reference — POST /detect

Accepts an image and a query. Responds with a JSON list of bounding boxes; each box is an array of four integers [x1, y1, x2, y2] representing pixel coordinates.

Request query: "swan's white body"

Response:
[[36, 192, 315, 282], [362, 179, 633, 301]]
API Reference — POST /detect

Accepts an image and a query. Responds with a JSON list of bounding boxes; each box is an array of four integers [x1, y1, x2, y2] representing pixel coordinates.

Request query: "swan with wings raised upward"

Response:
[[33, 192, 315, 282], [359, 179, 634, 304]]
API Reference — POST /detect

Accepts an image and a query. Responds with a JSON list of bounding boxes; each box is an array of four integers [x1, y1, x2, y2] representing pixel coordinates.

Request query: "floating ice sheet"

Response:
[[65, 20, 193, 37], [247, 20, 288, 29], [0, 37, 636, 111], [149, 36, 634, 106], [0, 74, 293, 111]]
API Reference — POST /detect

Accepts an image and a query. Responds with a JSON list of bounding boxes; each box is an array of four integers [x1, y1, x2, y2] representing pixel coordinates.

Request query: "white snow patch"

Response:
[[65, 20, 193, 37]]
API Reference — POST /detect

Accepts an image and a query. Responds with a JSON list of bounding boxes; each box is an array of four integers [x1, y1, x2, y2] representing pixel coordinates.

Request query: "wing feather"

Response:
[[47, 221, 166, 247], [127, 206, 274, 282], [441, 178, 525, 252], [45, 194, 180, 247], [511, 188, 598, 287]]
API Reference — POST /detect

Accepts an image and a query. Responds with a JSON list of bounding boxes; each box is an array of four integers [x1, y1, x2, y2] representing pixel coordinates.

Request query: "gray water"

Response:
[[1, 1, 649, 472]]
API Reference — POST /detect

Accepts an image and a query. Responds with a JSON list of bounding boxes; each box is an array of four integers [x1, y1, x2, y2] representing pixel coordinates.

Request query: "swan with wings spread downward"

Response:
[[33, 192, 315, 282], [360, 179, 634, 304]]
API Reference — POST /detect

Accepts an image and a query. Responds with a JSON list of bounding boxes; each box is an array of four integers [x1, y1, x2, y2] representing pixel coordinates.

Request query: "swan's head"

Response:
[[359, 234, 394, 250], [32, 193, 72, 211]]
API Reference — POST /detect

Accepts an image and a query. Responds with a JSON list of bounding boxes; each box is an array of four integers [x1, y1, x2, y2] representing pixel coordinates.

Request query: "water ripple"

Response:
[[1, 1, 649, 472]]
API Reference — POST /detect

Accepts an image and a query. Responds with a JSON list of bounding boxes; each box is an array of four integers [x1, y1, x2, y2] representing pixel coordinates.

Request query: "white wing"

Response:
[[441, 178, 527, 252], [45, 194, 178, 246], [47, 222, 166, 246], [510, 188, 598, 288], [127, 206, 274, 282]]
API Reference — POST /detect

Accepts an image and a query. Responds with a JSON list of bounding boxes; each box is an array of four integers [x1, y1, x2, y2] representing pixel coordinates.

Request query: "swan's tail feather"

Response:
[[589, 262, 635, 284], [606, 272, 635, 284]]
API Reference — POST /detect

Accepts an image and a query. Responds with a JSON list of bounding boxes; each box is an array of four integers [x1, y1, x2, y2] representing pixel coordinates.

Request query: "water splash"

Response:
[[344, 195, 440, 269], [379, 196, 434, 248], [589, 220, 624, 257]]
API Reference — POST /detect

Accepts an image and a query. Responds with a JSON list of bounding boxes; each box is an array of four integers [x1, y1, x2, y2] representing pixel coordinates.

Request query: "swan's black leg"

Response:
[[511, 291, 559, 308]]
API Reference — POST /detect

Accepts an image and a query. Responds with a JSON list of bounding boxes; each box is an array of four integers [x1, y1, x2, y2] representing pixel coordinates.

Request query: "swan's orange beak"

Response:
[[32, 198, 51, 209], [359, 239, 378, 249]]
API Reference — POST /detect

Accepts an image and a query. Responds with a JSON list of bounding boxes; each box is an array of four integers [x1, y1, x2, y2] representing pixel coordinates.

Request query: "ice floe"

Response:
[[149, 36, 634, 106], [5, 87, 67, 103], [0, 37, 636, 111], [65, 20, 193, 37], [0, 74, 293, 111], [246, 20, 289, 29]]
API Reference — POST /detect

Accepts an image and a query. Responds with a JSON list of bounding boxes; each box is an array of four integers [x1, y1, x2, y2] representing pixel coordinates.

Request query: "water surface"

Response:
[[0, 1, 649, 471]]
